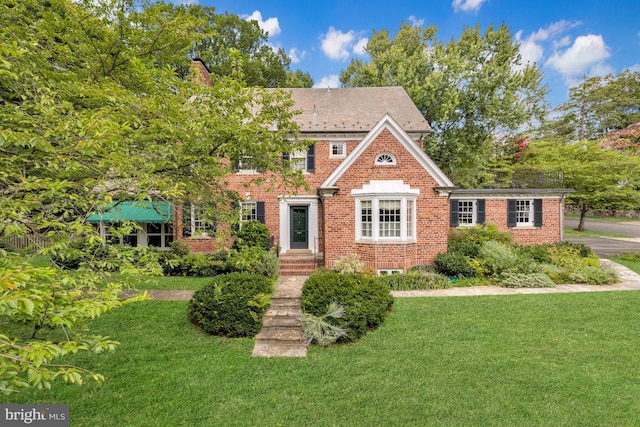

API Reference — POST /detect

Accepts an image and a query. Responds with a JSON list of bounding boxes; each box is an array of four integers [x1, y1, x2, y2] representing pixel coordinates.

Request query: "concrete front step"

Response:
[[255, 327, 304, 342], [262, 316, 302, 328], [252, 341, 307, 357], [269, 298, 301, 308]]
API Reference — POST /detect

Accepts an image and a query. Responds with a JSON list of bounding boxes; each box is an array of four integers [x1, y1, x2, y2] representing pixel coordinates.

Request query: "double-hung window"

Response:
[[507, 199, 543, 227], [183, 203, 216, 237], [353, 181, 419, 242], [449, 199, 485, 227]]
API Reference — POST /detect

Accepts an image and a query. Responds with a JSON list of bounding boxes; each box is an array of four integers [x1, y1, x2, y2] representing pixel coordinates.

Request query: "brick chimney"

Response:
[[191, 58, 213, 86]]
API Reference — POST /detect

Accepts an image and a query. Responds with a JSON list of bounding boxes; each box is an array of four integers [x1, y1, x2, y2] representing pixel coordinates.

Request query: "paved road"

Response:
[[564, 218, 640, 256], [565, 218, 640, 237]]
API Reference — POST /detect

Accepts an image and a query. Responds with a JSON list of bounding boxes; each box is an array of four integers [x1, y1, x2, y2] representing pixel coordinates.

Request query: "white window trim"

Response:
[[378, 269, 403, 276], [237, 155, 258, 174], [352, 181, 419, 243], [458, 200, 476, 226], [185, 203, 216, 237], [240, 201, 257, 223], [330, 142, 346, 158], [375, 152, 397, 165], [516, 199, 534, 227]]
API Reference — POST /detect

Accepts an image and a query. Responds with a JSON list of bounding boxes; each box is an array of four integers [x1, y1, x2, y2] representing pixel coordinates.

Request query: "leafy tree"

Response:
[[189, 9, 313, 88], [521, 141, 640, 230], [0, 0, 306, 392], [544, 71, 640, 142], [340, 22, 548, 174]]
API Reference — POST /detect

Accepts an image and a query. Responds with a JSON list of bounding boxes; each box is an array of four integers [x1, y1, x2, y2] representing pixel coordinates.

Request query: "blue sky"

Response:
[[191, 0, 640, 108]]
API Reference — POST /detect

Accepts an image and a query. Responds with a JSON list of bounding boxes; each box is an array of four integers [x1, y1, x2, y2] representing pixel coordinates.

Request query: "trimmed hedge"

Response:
[[188, 273, 274, 338], [301, 271, 393, 343]]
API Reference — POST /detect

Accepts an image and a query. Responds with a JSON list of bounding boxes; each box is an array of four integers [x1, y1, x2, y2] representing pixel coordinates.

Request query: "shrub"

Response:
[[447, 223, 513, 257], [226, 248, 279, 278], [434, 252, 473, 278], [301, 271, 393, 343], [501, 272, 555, 288], [379, 270, 451, 291], [188, 273, 274, 337], [232, 220, 272, 251], [50, 238, 163, 275], [160, 251, 231, 277], [479, 240, 521, 276], [568, 265, 618, 285], [619, 251, 640, 262], [332, 254, 366, 274]]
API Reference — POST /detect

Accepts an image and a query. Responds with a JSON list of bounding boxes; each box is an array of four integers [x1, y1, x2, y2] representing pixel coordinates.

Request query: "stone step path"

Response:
[[252, 276, 308, 358]]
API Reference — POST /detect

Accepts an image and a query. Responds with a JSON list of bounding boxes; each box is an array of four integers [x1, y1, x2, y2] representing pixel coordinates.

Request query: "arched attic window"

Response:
[[375, 153, 396, 165]]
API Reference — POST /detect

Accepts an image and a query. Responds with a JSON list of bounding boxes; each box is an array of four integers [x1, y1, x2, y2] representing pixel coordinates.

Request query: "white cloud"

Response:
[[313, 75, 341, 88], [288, 48, 306, 64], [244, 10, 281, 36], [353, 38, 368, 55], [546, 34, 611, 76], [515, 20, 581, 68], [321, 27, 369, 60], [627, 64, 640, 73], [177, 0, 198, 4], [452, 0, 487, 13], [408, 15, 424, 27]]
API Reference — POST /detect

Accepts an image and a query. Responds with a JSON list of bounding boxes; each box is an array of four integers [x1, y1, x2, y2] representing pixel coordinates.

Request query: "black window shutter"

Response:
[[282, 152, 290, 167], [233, 159, 240, 172], [306, 144, 315, 172], [450, 199, 459, 227], [476, 199, 486, 224], [256, 202, 265, 224], [533, 198, 543, 227], [507, 199, 517, 227]]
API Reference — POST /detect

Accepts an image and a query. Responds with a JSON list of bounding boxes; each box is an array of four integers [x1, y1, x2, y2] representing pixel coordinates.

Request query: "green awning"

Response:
[[87, 201, 172, 223]]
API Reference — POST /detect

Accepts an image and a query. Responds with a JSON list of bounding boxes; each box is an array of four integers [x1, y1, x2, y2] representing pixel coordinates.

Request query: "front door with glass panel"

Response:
[[290, 206, 308, 249]]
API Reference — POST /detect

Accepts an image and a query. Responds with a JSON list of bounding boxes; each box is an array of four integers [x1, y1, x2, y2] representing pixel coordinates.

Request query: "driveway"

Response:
[[565, 218, 640, 237], [564, 218, 640, 256]]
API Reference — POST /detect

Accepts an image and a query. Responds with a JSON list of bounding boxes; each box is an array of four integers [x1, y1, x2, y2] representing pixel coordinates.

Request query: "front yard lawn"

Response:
[[564, 227, 631, 238], [6, 292, 640, 426], [612, 258, 640, 275]]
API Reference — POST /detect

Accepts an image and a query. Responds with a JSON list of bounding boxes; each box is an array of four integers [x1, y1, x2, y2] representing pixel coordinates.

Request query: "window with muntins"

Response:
[[361, 200, 372, 238], [379, 200, 401, 238], [353, 180, 419, 242], [241, 201, 257, 222], [183, 203, 216, 237], [458, 200, 475, 225], [330, 142, 346, 157], [375, 153, 396, 165], [516, 200, 533, 226]]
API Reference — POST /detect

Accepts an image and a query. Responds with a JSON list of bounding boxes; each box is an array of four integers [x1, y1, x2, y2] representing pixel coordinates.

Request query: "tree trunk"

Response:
[[577, 204, 589, 231]]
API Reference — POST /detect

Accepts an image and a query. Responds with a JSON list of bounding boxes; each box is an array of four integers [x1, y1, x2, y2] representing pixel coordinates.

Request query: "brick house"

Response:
[[172, 62, 571, 274], [87, 68, 570, 273]]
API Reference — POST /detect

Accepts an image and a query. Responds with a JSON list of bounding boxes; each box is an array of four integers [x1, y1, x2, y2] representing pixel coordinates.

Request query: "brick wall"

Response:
[[454, 198, 564, 246], [323, 128, 449, 270]]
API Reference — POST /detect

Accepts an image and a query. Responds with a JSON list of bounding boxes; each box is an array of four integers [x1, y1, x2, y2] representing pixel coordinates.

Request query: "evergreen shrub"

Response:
[[188, 273, 274, 337], [434, 252, 473, 278], [232, 220, 272, 251], [301, 271, 393, 342]]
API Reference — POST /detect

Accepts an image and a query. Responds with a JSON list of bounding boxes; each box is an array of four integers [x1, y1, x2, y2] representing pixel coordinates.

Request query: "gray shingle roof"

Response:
[[283, 87, 431, 133]]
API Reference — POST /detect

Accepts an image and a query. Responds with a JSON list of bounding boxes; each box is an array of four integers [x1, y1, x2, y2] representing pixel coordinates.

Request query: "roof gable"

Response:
[[320, 114, 454, 189]]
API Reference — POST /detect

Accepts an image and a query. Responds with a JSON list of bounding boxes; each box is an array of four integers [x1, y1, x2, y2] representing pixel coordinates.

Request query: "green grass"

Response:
[[564, 227, 631, 238], [565, 214, 639, 223], [6, 293, 640, 426], [612, 258, 640, 275], [118, 274, 212, 290]]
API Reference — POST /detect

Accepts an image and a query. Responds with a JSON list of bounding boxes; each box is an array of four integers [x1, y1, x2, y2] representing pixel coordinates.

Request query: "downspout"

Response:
[[559, 192, 569, 241]]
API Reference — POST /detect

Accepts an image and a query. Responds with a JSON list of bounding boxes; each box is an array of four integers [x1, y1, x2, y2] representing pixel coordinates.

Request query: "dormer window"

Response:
[[375, 153, 396, 165]]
